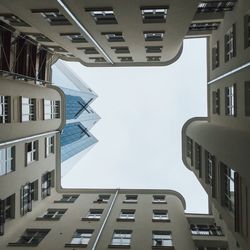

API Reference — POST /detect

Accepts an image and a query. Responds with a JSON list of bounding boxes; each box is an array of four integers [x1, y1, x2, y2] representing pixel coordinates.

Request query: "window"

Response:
[[37, 209, 66, 220], [85, 7, 117, 24], [212, 41, 220, 69], [24, 32, 52, 42], [117, 57, 133, 62], [55, 194, 79, 203], [152, 231, 173, 247], [80, 47, 99, 54], [153, 210, 169, 221], [189, 22, 220, 31], [197, 1, 236, 13], [101, 32, 124, 42], [123, 195, 138, 203], [0, 96, 10, 123], [145, 46, 163, 53], [60, 32, 87, 43], [186, 136, 193, 166], [44, 100, 60, 119], [225, 24, 236, 62], [147, 56, 161, 62], [118, 210, 135, 221], [195, 143, 202, 176], [0, 13, 30, 27], [244, 15, 250, 48], [221, 163, 236, 212], [225, 84, 236, 116], [31, 9, 71, 25], [21, 97, 36, 121], [190, 224, 223, 236], [83, 209, 103, 221], [245, 81, 250, 116], [212, 89, 220, 114], [110, 230, 132, 247], [8, 229, 50, 246], [25, 140, 38, 165], [0, 146, 15, 176], [89, 57, 106, 63], [0, 194, 15, 236], [45, 136, 54, 157], [141, 6, 168, 23], [111, 46, 130, 54], [205, 151, 216, 197], [65, 229, 93, 247], [153, 195, 166, 203], [20, 181, 38, 216], [41, 171, 53, 199], [144, 31, 165, 41], [94, 194, 110, 203]]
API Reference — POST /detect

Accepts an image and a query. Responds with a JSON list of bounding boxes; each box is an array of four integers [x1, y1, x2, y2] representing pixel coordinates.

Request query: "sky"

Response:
[[60, 38, 208, 213]]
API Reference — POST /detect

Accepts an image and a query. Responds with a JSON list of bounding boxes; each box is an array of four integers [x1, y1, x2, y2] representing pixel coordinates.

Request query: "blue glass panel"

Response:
[[65, 95, 87, 119]]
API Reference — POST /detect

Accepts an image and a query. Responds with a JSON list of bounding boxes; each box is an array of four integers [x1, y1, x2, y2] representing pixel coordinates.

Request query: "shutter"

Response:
[[0, 199, 6, 235], [212, 156, 216, 198], [38, 49, 47, 80], [212, 47, 216, 70], [212, 91, 217, 114], [233, 84, 237, 116], [244, 15, 248, 49], [0, 30, 12, 71], [234, 172, 241, 232], [35, 140, 39, 161], [216, 89, 220, 114], [27, 43, 37, 78], [20, 186, 24, 216], [224, 34, 229, 62], [245, 82, 250, 116], [232, 23, 236, 57], [225, 87, 229, 115], [27, 184, 32, 212]]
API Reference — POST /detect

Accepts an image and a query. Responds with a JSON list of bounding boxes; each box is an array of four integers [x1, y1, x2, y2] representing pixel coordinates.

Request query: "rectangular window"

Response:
[[0, 194, 15, 236], [221, 163, 236, 212], [117, 57, 133, 62], [54, 194, 79, 203], [245, 81, 250, 116], [205, 151, 216, 198], [212, 41, 220, 69], [152, 231, 173, 247], [83, 209, 103, 221], [0, 146, 15, 176], [31, 9, 71, 25], [20, 181, 38, 216], [195, 143, 202, 176], [44, 100, 60, 119], [244, 15, 250, 49], [146, 56, 161, 62], [0, 96, 10, 123], [197, 1, 236, 13], [190, 224, 223, 236], [37, 208, 66, 220], [101, 32, 124, 42], [85, 8, 117, 24], [111, 46, 130, 54], [41, 171, 53, 199], [65, 229, 93, 246], [153, 195, 166, 203], [21, 97, 36, 122], [153, 210, 169, 221], [110, 230, 132, 247], [141, 6, 168, 23], [123, 195, 138, 203], [26, 140, 38, 165], [118, 210, 135, 221], [0, 13, 30, 27], [225, 84, 236, 116], [8, 229, 50, 246], [145, 46, 163, 53], [89, 57, 106, 63], [80, 47, 99, 54], [212, 89, 220, 114], [189, 22, 220, 31], [94, 194, 110, 203], [144, 31, 164, 41], [45, 136, 54, 157], [186, 136, 193, 166], [60, 32, 87, 43], [225, 24, 236, 62]]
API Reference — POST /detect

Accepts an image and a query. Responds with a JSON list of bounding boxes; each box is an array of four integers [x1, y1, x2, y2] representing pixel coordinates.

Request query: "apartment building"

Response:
[[182, 0, 250, 249]]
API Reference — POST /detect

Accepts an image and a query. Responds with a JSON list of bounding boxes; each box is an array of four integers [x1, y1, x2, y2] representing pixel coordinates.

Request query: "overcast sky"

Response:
[[60, 38, 208, 213]]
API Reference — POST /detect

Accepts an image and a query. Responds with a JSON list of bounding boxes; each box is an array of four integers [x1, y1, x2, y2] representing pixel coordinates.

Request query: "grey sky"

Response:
[[61, 38, 208, 213]]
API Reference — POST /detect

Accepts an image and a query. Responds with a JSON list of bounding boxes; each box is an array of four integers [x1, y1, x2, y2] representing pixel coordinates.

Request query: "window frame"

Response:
[[140, 6, 168, 23], [36, 208, 66, 221], [0, 146, 15, 176], [117, 209, 135, 221], [21, 97, 36, 122], [85, 8, 118, 25], [25, 140, 38, 165], [224, 24, 236, 62], [82, 209, 103, 221], [65, 229, 93, 247], [45, 136, 54, 157], [152, 231, 173, 247], [54, 194, 79, 203], [109, 230, 132, 247], [0, 95, 10, 123], [225, 84, 237, 116], [144, 31, 165, 41], [152, 210, 169, 222], [44, 99, 60, 120], [123, 195, 138, 204]]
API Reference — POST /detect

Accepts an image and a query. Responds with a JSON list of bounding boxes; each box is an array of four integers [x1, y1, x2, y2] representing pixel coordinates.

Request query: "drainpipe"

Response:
[[91, 189, 119, 250]]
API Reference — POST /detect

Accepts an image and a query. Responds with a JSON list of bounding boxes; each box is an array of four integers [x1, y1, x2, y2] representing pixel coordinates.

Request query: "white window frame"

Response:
[[0, 96, 10, 123], [0, 146, 14, 176], [44, 100, 60, 120], [26, 141, 38, 164], [70, 230, 93, 245], [153, 195, 166, 203], [124, 195, 138, 203], [86, 209, 102, 220], [45, 136, 54, 157], [21, 97, 35, 122], [111, 231, 132, 246], [225, 85, 236, 116], [119, 210, 135, 220], [144, 31, 164, 41], [225, 26, 235, 61], [152, 231, 173, 247], [153, 210, 169, 221]]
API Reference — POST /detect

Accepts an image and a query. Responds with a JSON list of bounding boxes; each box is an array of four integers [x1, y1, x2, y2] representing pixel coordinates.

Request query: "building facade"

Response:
[[182, 0, 250, 249]]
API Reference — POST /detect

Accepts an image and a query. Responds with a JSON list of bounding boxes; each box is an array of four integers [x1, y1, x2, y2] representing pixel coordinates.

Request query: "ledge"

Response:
[[116, 218, 135, 222], [152, 219, 170, 223], [108, 244, 130, 248], [64, 243, 87, 248], [152, 246, 175, 249], [81, 217, 100, 221]]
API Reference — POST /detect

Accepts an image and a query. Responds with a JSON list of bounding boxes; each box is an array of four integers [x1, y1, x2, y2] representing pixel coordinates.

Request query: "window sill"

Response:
[[152, 201, 167, 204], [81, 218, 100, 221], [116, 218, 135, 222], [36, 217, 60, 221], [152, 246, 174, 249], [65, 243, 87, 248], [8, 243, 38, 247], [152, 219, 170, 222], [108, 244, 130, 248], [122, 201, 137, 204], [93, 201, 108, 204]]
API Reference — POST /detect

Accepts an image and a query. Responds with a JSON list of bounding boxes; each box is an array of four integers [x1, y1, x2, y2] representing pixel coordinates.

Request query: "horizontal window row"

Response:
[[212, 82, 250, 117], [0, 96, 60, 123], [86, 56, 162, 63], [0, 136, 55, 176], [8, 228, 173, 247], [0, 170, 54, 235], [212, 16, 250, 70]]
